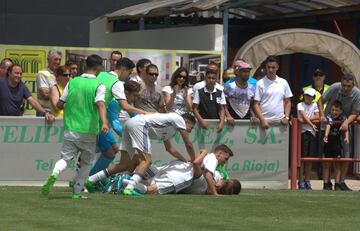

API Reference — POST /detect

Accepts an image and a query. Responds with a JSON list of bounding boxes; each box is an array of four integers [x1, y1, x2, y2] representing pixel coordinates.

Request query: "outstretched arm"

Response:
[[163, 139, 188, 162], [179, 130, 196, 161]]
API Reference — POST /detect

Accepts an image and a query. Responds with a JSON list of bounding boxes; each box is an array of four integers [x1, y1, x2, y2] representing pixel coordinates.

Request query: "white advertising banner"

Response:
[[0, 117, 289, 189]]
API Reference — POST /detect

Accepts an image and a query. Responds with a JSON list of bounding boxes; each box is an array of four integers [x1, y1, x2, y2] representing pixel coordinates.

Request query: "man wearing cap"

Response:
[[301, 69, 330, 107], [224, 60, 258, 125], [317, 74, 360, 190], [300, 69, 330, 179]]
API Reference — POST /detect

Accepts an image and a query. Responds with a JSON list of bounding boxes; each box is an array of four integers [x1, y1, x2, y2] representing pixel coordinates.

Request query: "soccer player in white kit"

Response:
[[129, 145, 241, 196], [86, 112, 197, 196]]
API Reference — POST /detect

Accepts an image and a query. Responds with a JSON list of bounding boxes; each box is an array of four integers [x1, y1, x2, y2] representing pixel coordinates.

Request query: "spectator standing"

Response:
[[193, 64, 226, 133], [65, 60, 78, 77], [129, 58, 152, 83], [0, 58, 13, 79], [192, 63, 223, 93], [224, 60, 257, 126], [162, 67, 192, 115], [317, 74, 360, 190], [224, 58, 258, 87], [109, 51, 122, 72], [0, 64, 54, 122], [297, 88, 319, 190], [322, 101, 349, 190], [134, 64, 165, 113], [49, 65, 71, 118], [222, 67, 235, 83], [36, 48, 62, 116], [301, 69, 330, 107], [300, 69, 330, 179], [253, 56, 293, 129]]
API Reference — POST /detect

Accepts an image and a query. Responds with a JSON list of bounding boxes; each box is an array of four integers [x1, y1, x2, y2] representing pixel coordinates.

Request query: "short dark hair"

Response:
[[218, 180, 234, 195], [342, 74, 355, 84], [146, 64, 158, 74], [65, 60, 76, 67], [110, 51, 122, 58], [116, 57, 135, 70], [331, 100, 342, 109], [6, 64, 22, 77], [214, 144, 234, 157], [136, 58, 152, 74], [124, 80, 141, 93], [86, 54, 103, 68], [265, 56, 279, 65], [232, 179, 241, 194], [206, 63, 218, 74], [170, 67, 189, 88], [181, 113, 196, 124]]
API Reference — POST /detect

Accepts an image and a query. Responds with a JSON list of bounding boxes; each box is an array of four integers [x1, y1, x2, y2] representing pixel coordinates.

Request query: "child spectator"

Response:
[[323, 100, 349, 190], [193, 64, 226, 133], [297, 88, 319, 190]]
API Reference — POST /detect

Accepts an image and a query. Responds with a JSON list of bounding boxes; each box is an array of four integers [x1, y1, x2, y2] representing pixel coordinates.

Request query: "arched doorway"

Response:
[[235, 28, 360, 85]]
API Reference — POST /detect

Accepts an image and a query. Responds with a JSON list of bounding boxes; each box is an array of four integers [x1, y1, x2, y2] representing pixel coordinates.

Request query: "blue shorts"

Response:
[[97, 130, 117, 152]]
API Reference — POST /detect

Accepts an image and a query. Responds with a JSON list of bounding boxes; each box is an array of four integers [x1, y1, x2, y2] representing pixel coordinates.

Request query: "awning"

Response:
[[105, 0, 360, 21]]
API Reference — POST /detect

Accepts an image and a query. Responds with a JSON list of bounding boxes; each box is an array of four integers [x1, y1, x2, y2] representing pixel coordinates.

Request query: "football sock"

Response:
[[52, 159, 67, 175], [89, 168, 110, 183], [125, 173, 142, 190], [89, 154, 115, 175], [73, 162, 92, 194]]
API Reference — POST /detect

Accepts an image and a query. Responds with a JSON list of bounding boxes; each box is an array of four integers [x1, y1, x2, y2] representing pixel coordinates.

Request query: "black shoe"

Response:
[[323, 182, 333, 190], [339, 182, 352, 191], [334, 183, 342, 191]]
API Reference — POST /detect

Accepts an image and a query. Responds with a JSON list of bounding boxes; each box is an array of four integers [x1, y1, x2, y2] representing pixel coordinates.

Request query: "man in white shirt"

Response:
[[253, 56, 293, 129], [36, 48, 62, 116]]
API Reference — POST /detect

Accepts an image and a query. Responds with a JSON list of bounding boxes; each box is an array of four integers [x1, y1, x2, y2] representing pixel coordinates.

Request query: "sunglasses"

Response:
[[148, 72, 159, 77], [314, 73, 324, 77], [62, 73, 71, 77], [177, 75, 187, 79]]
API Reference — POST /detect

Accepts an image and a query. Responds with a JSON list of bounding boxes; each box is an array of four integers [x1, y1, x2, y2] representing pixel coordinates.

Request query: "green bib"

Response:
[[96, 72, 119, 106], [64, 77, 101, 134]]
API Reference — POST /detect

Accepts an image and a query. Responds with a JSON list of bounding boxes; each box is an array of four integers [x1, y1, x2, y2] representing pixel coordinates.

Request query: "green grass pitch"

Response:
[[1, 186, 359, 231]]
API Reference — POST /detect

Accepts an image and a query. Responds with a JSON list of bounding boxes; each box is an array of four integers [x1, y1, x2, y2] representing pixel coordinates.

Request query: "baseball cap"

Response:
[[304, 88, 316, 97], [236, 61, 252, 70], [313, 69, 324, 76]]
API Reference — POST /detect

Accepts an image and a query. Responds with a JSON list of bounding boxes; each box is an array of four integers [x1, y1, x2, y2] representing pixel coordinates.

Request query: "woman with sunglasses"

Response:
[[49, 65, 72, 118], [162, 67, 192, 115]]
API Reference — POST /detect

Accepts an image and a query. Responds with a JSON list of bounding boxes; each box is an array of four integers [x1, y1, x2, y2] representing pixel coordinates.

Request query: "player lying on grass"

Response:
[[85, 112, 197, 196], [125, 145, 241, 196]]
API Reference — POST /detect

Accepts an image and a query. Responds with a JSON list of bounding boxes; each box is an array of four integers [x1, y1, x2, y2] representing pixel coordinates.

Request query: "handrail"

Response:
[[290, 117, 359, 191]]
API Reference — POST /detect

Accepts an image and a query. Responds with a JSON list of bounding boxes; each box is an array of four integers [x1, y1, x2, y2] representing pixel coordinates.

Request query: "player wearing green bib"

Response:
[[41, 54, 109, 199]]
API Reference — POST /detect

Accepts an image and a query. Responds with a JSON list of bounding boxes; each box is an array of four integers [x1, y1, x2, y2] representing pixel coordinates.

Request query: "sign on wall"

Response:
[[0, 117, 289, 189]]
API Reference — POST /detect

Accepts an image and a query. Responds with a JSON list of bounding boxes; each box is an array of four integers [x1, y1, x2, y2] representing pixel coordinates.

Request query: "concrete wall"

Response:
[[0, 0, 144, 46], [90, 17, 223, 51]]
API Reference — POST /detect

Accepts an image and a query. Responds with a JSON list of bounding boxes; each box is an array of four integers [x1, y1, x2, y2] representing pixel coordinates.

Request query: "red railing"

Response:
[[290, 117, 360, 191]]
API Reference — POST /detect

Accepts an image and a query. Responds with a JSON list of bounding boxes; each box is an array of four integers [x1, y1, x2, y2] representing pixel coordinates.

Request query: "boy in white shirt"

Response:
[[254, 56, 293, 129], [297, 88, 319, 190]]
